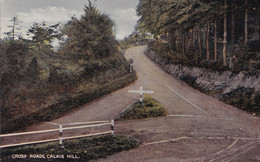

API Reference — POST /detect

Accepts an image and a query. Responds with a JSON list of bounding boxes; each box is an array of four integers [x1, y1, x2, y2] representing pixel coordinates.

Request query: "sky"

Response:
[[0, 0, 139, 40]]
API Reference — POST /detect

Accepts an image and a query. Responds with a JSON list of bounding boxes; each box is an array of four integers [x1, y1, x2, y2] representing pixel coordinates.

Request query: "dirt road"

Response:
[[2, 46, 260, 161]]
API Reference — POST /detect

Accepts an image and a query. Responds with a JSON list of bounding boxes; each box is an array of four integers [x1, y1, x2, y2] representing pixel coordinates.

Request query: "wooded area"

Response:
[[0, 2, 135, 133], [137, 0, 260, 72]]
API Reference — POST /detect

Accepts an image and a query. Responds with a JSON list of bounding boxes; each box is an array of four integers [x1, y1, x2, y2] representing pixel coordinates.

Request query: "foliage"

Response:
[[1, 2, 137, 133], [0, 39, 31, 86], [1, 135, 140, 161], [4, 17, 22, 40], [137, 0, 260, 69], [221, 87, 260, 115], [60, 1, 117, 60], [119, 31, 152, 51], [178, 74, 211, 94], [233, 40, 260, 72], [116, 95, 167, 120], [28, 22, 60, 51]]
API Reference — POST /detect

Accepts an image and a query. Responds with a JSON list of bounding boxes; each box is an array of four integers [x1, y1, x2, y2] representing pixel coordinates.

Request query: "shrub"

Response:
[[1, 135, 140, 161], [221, 87, 260, 115], [116, 95, 167, 120]]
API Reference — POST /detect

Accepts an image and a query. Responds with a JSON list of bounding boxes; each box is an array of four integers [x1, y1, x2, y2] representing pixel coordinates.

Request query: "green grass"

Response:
[[116, 95, 168, 120], [1, 135, 140, 162]]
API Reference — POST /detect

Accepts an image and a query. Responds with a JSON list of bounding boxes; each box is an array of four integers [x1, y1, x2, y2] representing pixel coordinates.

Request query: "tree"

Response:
[[28, 22, 60, 51], [137, 0, 259, 68], [223, 0, 227, 66], [245, 0, 249, 45], [4, 17, 21, 40], [60, 1, 117, 60]]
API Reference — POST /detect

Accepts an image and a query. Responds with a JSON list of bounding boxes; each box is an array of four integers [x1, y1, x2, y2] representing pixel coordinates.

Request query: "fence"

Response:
[[0, 120, 115, 149]]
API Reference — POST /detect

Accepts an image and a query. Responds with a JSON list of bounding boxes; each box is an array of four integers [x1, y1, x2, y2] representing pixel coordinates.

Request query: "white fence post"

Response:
[[59, 125, 64, 148], [0, 120, 112, 148], [111, 120, 114, 135]]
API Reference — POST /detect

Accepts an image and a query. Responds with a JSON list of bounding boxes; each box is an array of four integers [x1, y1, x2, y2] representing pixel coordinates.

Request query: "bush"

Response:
[[221, 87, 260, 115], [233, 41, 260, 72], [116, 95, 167, 120]]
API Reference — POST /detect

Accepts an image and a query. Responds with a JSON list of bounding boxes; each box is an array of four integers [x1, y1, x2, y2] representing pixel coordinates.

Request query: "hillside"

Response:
[[0, 4, 136, 133]]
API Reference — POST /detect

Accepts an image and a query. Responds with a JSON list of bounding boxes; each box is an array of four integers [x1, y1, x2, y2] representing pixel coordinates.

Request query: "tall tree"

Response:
[[5, 17, 21, 40], [28, 22, 60, 51], [61, 1, 117, 59], [223, 0, 227, 66], [214, 21, 218, 62], [245, 0, 249, 45], [206, 25, 210, 61]]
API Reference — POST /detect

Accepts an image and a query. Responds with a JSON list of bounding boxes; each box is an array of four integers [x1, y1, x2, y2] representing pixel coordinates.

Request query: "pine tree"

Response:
[[61, 1, 117, 60]]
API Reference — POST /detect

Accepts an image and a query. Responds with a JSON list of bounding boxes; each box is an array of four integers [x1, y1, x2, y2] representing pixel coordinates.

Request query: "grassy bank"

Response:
[[1, 72, 136, 133], [1, 134, 140, 161], [116, 95, 167, 121], [1, 4, 138, 134]]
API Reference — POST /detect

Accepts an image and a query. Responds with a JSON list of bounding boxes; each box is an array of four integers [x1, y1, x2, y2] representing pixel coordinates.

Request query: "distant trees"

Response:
[[137, 0, 260, 70], [4, 17, 21, 40], [28, 22, 60, 51]]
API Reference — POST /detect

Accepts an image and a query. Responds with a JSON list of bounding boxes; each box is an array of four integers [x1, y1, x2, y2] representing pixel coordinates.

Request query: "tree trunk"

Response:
[[12, 18, 17, 40], [182, 35, 185, 55], [177, 36, 181, 53], [198, 29, 202, 57], [186, 34, 189, 52], [203, 27, 206, 47], [193, 30, 196, 47], [190, 30, 193, 48], [223, 0, 227, 66], [245, 0, 248, 45], [214, 21, 218, 62], [255, 4, 260, 40], [175, 36, 179, 53], [206, 25, 210, 61], [231, 11, 235, 44]]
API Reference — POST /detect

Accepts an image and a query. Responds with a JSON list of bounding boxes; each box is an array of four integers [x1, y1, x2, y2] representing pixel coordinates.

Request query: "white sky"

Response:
[[0, 0, 139, 40]]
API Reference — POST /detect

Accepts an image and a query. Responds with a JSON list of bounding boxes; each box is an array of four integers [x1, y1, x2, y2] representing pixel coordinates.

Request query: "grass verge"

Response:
[[1, 134, 140, 162], [116, 95, 167, 121]]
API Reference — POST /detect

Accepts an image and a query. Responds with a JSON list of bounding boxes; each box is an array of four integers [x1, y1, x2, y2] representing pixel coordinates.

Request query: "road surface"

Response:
[[2, 46, 260, 161]]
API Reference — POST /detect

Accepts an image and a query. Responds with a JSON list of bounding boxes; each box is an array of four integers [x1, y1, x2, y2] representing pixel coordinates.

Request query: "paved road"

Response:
[[98, 46, 260, 161], [2, 46, 260, 161]]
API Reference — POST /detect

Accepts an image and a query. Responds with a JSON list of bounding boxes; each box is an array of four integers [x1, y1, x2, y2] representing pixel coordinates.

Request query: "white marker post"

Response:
[[111, 120, 115, 135], [59, 125, 64, 148], [128, 86, 154, 104]]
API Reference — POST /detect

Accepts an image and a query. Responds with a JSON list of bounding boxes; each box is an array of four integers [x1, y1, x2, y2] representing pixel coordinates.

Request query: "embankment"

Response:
[[145, 48, 260, 115]]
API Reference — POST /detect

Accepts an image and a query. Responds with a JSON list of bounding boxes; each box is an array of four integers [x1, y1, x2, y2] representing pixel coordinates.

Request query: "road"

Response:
[[2, 46, 260, 161]]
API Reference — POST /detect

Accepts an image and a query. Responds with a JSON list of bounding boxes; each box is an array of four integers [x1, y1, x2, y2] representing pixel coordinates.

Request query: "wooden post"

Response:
[[111, 120, 114, 135], [59, 125, 64, 148]]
